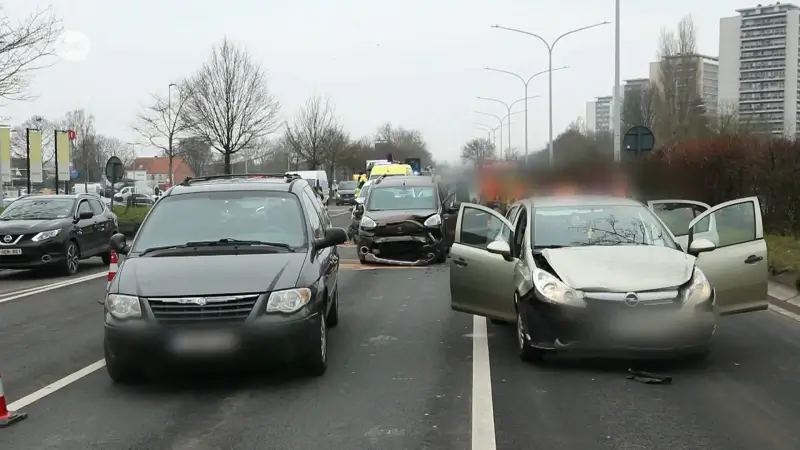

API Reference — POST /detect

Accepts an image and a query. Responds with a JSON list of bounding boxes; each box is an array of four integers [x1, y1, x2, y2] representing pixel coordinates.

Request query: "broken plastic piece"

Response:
[[626, 368, 672, 384]]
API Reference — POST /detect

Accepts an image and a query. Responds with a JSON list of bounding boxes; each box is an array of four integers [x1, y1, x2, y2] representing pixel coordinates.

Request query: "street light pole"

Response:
[[477, 96, 539, 159], [612, 0, 621, 162], [491, 21, 610, 167], [484, 66, 568, 161], [167, 83, 177, 184]]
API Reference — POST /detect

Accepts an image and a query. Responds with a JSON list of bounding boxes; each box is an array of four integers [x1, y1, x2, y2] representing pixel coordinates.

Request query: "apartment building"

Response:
[[649, 54, 719, 117], [585, 95, 613, 133], [719, 2, 800, 135]]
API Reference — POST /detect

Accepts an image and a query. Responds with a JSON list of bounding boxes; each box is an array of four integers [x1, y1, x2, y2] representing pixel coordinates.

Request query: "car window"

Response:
[[77, 201, 93, 216], [459, 206, 511, 249], [339, 181, 358, 190], [300, 192, 324, 239], [89, 199, 105, 215], [513, 207, 527, 255], [0, 198, 74, 220], [131, 191, 308, 252], [696, 201, 756, 248], [533, 204, 677, 249], [368, 186, 437, 211], [304, 187, 330, 228], [652, 202, 709, 236]]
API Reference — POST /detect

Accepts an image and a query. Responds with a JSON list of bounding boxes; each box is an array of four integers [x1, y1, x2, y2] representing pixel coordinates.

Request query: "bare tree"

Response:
[[182, 37, 281, 174], [62, 109, 100, 182], [0, 6, 61, 101], [178, 136, 213, 176], [461, 137, 496, 166], [95, 135, 135, 167], [10, 115, 56, 162], [131, 82, 192, 184], [321, 126, 349, 188], [622, 83, 657, 131], [283, 95, 338, 169], [374, 123, 431, 163]]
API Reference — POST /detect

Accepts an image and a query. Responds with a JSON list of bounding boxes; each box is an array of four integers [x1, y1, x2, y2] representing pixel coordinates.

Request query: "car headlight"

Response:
[[423, 214, 442, 227], [684, 267, 712, 304], [360, 216, 377, 230], [266, 288, 312, 313], [105, 294, 142, 319], [532, 268, 586, 307], [31, 229, 60, 242]]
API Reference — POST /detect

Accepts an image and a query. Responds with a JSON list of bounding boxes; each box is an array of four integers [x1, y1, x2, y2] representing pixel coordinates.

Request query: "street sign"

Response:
[[104, 156, 124, 183], [67, 130, 76, 141], [623, 126, 655, 156]]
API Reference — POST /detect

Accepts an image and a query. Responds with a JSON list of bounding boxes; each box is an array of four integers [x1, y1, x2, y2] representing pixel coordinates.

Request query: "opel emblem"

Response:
[[624, 292, 640, 307], [2, 235, 11, 243], [397, 226, 403, 233]]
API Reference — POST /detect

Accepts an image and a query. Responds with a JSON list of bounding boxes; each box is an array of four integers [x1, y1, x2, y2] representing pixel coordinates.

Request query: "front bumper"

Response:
[[0, 238, 67, 270], [104, 312, 320, 365], [357, 232, 445, 265], [521, 291, 716, 356], [336, 195, 357, 205]]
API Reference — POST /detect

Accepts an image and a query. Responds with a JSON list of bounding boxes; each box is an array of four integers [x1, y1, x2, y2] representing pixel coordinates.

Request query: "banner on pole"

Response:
[[56, 131, 71, 180], [28, 129, 43, 183], [0, 127, 10, 183]]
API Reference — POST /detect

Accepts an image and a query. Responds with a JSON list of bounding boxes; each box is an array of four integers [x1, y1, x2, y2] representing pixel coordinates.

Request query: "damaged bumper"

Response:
[[357, 234, 444, 266]]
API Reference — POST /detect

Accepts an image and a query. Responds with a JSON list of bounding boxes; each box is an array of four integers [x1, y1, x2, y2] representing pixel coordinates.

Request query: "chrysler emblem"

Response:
[[179, 297, 207, 306], [2, 235, 11, 243], [624, 292, 639, 307]]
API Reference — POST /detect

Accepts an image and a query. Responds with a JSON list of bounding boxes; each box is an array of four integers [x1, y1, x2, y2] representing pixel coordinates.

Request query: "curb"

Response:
[[768, 277, 800, 315]]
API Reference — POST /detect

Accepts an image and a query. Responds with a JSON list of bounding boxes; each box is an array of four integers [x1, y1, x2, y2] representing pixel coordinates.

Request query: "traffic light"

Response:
[[405, 158, 421, 173]]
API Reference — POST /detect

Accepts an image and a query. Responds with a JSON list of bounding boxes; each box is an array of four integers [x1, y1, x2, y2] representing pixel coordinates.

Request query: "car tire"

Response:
[[326, 287, 339, 328], [60, 240, 80, 276], [301, 314, 328, 376], [104, 340, 141, 384], [516, 295, 545, 363]]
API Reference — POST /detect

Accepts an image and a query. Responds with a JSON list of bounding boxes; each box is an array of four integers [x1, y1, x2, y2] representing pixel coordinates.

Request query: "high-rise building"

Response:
[[585, 96, 613, 133], [719, 2, 799, 135], [649, 54, 719, 117]]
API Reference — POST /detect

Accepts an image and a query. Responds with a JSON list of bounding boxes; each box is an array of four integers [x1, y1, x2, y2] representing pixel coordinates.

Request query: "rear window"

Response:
[[131, 191, 308, 252], [339, 181, 359, 189]]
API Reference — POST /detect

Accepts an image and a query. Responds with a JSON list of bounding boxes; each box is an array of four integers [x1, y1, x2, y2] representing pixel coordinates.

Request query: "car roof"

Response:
[[167, 175, 309, 196], [373, 176, 434, 187], [12, 194, 82, 200], [527, 195, 643, 209]]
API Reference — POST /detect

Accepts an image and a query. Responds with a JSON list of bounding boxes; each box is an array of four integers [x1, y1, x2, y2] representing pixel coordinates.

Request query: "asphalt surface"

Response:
[[1, 205, 800, 449]]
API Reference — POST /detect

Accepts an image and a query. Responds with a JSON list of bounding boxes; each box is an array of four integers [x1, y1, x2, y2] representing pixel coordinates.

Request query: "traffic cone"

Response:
[[0, 372, 28, 427], [107, 250, 118, 290]]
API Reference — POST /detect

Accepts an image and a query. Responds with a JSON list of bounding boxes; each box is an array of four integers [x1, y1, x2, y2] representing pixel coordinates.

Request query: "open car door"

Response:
[[647, 199, 716, 249], [687, 196, 768, 315], [450, 203, 516, 321]]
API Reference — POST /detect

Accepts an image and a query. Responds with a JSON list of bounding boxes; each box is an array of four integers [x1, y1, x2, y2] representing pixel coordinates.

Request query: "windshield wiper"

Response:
[[139, 244, 188, 256], [184, 238, 295, 252], [534, 245, 567, 249]]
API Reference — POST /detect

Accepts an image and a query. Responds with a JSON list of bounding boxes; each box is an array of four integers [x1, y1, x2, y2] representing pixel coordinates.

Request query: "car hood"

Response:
[[0, 218, 70, 234], [116, 253, 306, 297], [367, 209, 438, 224], [541, 245, 694, 292], [338, 189, 357, 195]]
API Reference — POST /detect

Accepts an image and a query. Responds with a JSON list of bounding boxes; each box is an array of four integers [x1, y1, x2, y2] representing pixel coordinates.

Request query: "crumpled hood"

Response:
[[367, 209, 437, 224], [0, 218, 69, 234], [116, 253, 306, 297], [541, 245, 695, 292]]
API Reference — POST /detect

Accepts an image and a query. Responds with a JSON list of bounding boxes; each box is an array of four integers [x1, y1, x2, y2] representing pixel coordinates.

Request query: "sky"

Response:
[[4, 0, 742, 162]]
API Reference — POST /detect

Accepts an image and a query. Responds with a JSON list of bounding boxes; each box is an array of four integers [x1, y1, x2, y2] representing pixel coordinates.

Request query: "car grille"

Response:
[[375, 220, 425, 237], [583, 289, 682, 313], [340, 193, 354, 198], [146, 294, 259, 325]]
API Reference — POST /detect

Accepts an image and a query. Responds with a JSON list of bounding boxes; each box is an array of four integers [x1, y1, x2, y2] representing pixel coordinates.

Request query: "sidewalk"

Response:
[[768, 274, 800, 314]]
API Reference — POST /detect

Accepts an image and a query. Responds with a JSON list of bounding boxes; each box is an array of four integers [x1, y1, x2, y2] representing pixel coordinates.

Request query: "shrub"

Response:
[[113, 205, 152, 237]]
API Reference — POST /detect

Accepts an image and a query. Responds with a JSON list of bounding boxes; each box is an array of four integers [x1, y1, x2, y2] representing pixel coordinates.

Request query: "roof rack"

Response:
[[179, 173, 301, 186]]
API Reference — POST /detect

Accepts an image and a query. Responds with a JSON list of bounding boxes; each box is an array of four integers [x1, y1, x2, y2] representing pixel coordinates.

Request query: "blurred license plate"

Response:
[[0, 249, 21, 255], [170, 330, 239, 353]]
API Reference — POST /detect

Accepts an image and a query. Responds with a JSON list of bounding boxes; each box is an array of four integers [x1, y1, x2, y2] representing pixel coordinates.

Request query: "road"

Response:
[[1, 205, 800, 449]]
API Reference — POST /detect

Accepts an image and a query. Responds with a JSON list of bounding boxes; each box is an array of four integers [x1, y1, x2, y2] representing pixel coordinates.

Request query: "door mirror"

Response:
[[76, 211, 93, 221], [314, 227, 348, 251], [486, 240, 512, 259], [109, 233, 130, 255], [688, 238, 716, 256], [448, 201, 462, 213], [355, 197, 364, 205]]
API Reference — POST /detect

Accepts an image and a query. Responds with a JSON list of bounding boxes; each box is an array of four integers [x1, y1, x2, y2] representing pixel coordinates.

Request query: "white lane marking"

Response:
[[0, 272, 106, 304], [472, 315, 497, 450], [7, 359, 106, 411]]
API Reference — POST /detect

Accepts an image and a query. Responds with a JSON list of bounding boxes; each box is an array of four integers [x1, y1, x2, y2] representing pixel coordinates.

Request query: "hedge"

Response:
[[112, 205, 152, 237]]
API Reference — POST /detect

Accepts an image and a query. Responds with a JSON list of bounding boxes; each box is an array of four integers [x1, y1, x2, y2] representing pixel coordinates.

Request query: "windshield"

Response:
[[131, 191, 308, 252], [0, 198, 74, 220], [339, 181, 358, 190], [533, 205, 676, 249], [357, 183, 372, 199], [367, 186, 437, 211]]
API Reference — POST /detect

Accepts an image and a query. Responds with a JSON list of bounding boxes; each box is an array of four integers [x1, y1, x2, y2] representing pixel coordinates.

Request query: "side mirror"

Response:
[[486, 240, 512, 260], [314, 227, 348, 251], [448, 201, 462, 213], [109, 233, 130, 255], [355, 197, 365, 205], [76, 211, 93, 221], [688, 238, 716, 256]]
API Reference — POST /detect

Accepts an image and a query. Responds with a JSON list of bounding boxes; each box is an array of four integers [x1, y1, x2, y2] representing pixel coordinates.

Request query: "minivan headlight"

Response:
[[105, 294, 142, 319], [423, 214, 441, 227], [266, 288, 312, 313], [360, 216, 377, 230]]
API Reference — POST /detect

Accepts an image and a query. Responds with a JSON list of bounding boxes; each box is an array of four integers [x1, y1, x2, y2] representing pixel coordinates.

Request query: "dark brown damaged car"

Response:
[[355, 176, 450, 265]]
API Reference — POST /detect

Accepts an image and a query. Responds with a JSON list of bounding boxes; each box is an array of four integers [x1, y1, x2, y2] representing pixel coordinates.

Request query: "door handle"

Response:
[[453, 258, 467, 267], [744, 255, 763, 264]]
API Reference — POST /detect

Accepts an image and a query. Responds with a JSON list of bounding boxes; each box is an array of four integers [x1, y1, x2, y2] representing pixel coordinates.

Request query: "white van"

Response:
[[286, 170, 330, 204]]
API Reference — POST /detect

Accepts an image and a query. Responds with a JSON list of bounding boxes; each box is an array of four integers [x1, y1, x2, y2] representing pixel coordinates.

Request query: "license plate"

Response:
[[169, 330, 239, 354], [0, 249, 21, 255]]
